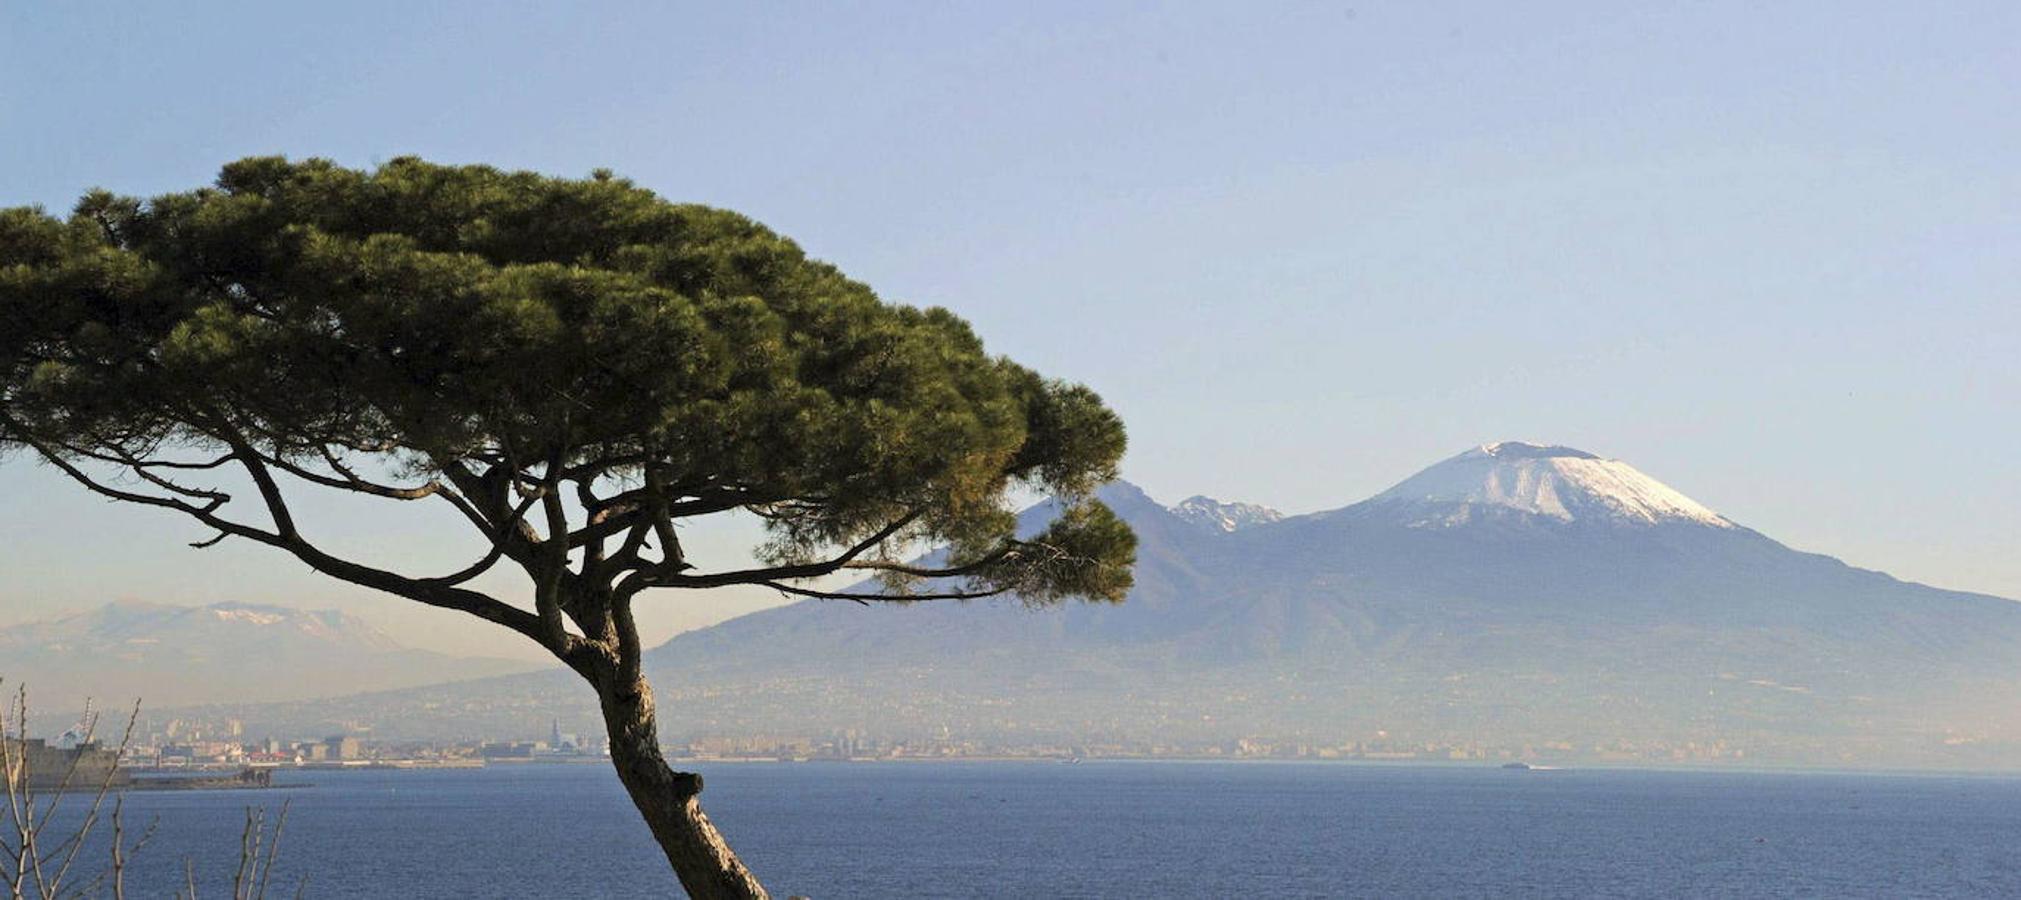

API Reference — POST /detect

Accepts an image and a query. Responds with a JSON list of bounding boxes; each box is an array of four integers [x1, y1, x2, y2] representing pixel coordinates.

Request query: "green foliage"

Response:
[[969, 501, 1137, 604], [0, 157, 1133, 606]]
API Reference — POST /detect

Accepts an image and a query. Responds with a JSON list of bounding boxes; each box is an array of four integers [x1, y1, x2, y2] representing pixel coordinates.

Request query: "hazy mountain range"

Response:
[[0, 601, 536, 712], [39, 442, 2021, 767]]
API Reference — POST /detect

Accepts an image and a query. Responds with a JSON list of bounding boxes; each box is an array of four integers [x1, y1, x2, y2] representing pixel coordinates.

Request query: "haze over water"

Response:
[[85, 763, 2021, 898]]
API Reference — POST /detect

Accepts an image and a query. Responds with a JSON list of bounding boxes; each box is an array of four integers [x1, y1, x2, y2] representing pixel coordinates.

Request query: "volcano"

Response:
[[632, 442, 2021, 765], [220, 443, 2021, 767]]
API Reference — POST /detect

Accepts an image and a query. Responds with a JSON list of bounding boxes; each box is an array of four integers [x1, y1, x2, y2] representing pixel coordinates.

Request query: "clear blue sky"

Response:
[[3, 2, 2016, 659]]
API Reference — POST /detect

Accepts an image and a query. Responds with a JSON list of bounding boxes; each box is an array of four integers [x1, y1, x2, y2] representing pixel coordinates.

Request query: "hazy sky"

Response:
[[3, 2, 2016, 660]]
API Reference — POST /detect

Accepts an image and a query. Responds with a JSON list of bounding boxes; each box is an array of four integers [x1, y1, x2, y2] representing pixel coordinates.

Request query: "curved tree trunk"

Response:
[[599, 673, 769, 899]]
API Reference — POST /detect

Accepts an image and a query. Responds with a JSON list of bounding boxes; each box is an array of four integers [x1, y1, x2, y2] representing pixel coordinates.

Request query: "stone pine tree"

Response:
[[0, 158, 1136, 899]]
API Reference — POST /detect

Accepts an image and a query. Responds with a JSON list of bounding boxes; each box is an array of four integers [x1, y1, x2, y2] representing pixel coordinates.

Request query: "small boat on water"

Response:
[[1501, 762, 1532, 770]]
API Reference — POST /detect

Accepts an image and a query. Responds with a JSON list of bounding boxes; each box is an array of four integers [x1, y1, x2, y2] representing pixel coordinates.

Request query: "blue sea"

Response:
[[60, 762, 2021, 898]]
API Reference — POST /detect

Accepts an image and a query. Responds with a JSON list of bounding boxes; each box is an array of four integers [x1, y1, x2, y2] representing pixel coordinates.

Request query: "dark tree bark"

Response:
[[598, 671, 769, 900], [563, 580, 769, 898]]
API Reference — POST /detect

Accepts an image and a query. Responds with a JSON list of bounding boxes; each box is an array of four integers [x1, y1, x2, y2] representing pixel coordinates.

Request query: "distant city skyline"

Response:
[[3, 2, 2016, 659]]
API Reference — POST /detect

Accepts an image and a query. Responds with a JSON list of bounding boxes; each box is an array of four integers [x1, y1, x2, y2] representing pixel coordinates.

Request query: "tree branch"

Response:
[[2, 418, 278, 549], [57, 440, 231, 509], [420, 489, 542, 587], [252, 446, 447, 501], [437, 460, 524, 534], [575, 477, 608, 566], [757, 581, 1004, 604], [48, 444, 234, 472], [3, 418, 552, 645], [836, 545, 1020, 580], [565, 496, 750, 550], [652, 511, 921, 590], [531, 443, 577, 652], [613, 594, 645, 684], [220, 434, 299, 539], [435, 458, 542, 567], [644, 466, 682, 573]]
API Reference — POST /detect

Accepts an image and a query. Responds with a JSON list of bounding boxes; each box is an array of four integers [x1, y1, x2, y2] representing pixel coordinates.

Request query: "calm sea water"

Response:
[[55, 762, 2021, 898]]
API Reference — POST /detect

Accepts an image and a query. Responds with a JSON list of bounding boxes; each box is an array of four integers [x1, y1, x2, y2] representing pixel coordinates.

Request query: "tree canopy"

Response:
[[0, 156, 1134, 662], [0, 155, 1136, 898]]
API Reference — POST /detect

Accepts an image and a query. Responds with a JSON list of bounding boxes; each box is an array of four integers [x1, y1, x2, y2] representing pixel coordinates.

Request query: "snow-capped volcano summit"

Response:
[[1368, 441, 1734, 528]]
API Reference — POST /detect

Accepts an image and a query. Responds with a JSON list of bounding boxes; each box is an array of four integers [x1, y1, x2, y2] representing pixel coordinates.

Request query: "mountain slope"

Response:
[[0, 601, 538, 711], [204, 443, 2021, 767], [631, 443, 2021, 763]]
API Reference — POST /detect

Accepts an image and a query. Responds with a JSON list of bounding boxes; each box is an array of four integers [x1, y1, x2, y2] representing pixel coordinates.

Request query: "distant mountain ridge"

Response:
[[0, 600, 537, 712], [163, 443, 2021, 768], [623, 442, 2021, 765], [1168, 495, 1284, 533]]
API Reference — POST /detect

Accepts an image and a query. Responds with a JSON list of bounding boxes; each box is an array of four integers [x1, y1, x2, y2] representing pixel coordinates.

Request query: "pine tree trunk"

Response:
[[599, 675, 770, 899]]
